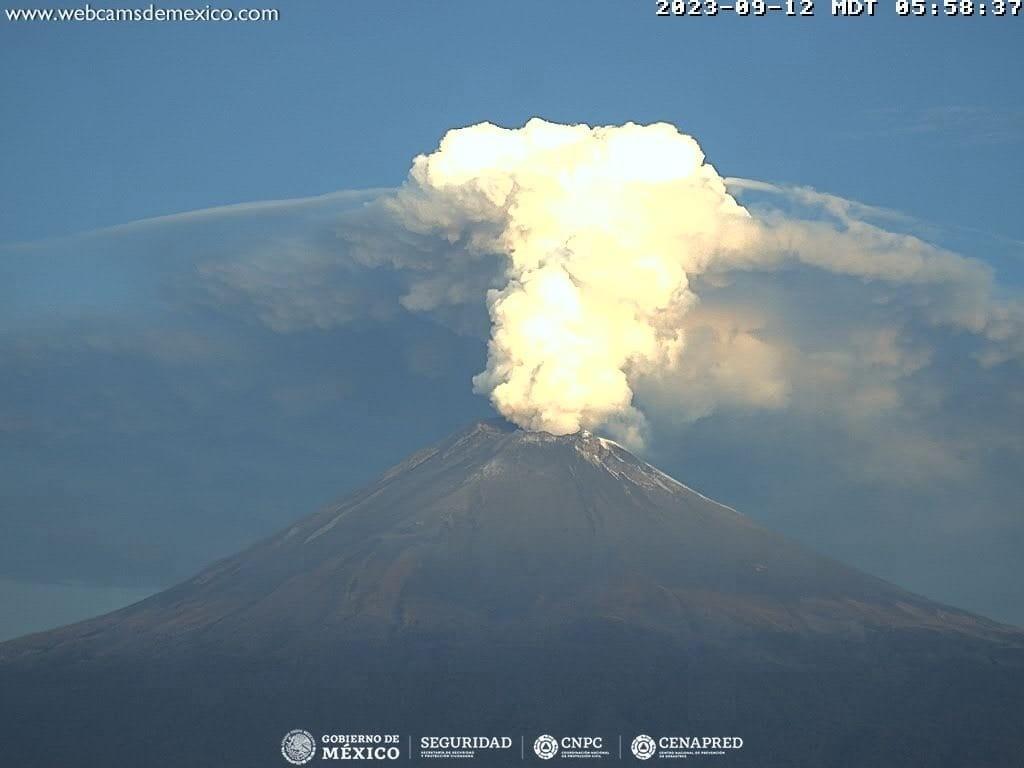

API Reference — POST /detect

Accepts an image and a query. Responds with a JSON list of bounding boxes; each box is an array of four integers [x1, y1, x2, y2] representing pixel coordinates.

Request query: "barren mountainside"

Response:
[[2, 420, 1023, 767]]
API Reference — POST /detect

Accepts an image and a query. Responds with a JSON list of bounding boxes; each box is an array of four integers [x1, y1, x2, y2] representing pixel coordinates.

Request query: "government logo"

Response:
[[534, 734, 559, 760], [631, 734, 656, 760], [281, 729, 317, 765]]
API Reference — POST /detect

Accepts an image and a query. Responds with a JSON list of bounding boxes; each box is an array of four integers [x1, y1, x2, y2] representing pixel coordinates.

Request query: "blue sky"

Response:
[[1, 2, 1022, 640], [3, 3, 1021, 245]]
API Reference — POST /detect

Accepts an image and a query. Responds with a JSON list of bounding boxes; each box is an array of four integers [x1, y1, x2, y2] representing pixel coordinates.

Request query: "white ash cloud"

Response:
[[364, 120, 1021, 446], [382, 119, 757, 443], [15, 118, 1019, 454]]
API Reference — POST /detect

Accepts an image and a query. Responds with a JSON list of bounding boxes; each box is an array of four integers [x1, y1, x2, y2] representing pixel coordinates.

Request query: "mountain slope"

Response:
[[2, 420, 1023, 767]]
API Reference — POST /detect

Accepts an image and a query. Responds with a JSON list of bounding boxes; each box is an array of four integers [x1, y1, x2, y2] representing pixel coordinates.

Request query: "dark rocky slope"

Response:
[[3, 420, 1022, 766]]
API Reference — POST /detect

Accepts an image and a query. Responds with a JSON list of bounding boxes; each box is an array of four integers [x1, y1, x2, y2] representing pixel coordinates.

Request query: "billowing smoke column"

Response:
[[396, 119, 756, 443]]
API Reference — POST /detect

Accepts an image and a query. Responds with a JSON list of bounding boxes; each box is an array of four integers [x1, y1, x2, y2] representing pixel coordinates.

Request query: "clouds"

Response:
[[5, 119, 1020, 456], [2, 118, 1022, 621], [633, 301, 791, 424], [376, 119, 760, 444], [726, 179, 1007, 336], [857, 106, 1024, 145], [350, 121, 1021, 452], [6, 120, 1021, 448], [197, 240, 398, 332]]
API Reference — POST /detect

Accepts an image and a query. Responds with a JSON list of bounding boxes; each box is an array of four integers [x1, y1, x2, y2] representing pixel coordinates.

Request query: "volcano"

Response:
[[2, 420, 1023, 767]]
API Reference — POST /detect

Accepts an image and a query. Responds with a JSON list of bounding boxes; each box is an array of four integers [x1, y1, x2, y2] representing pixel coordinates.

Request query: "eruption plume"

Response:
[[394, 119, 756, 443]]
